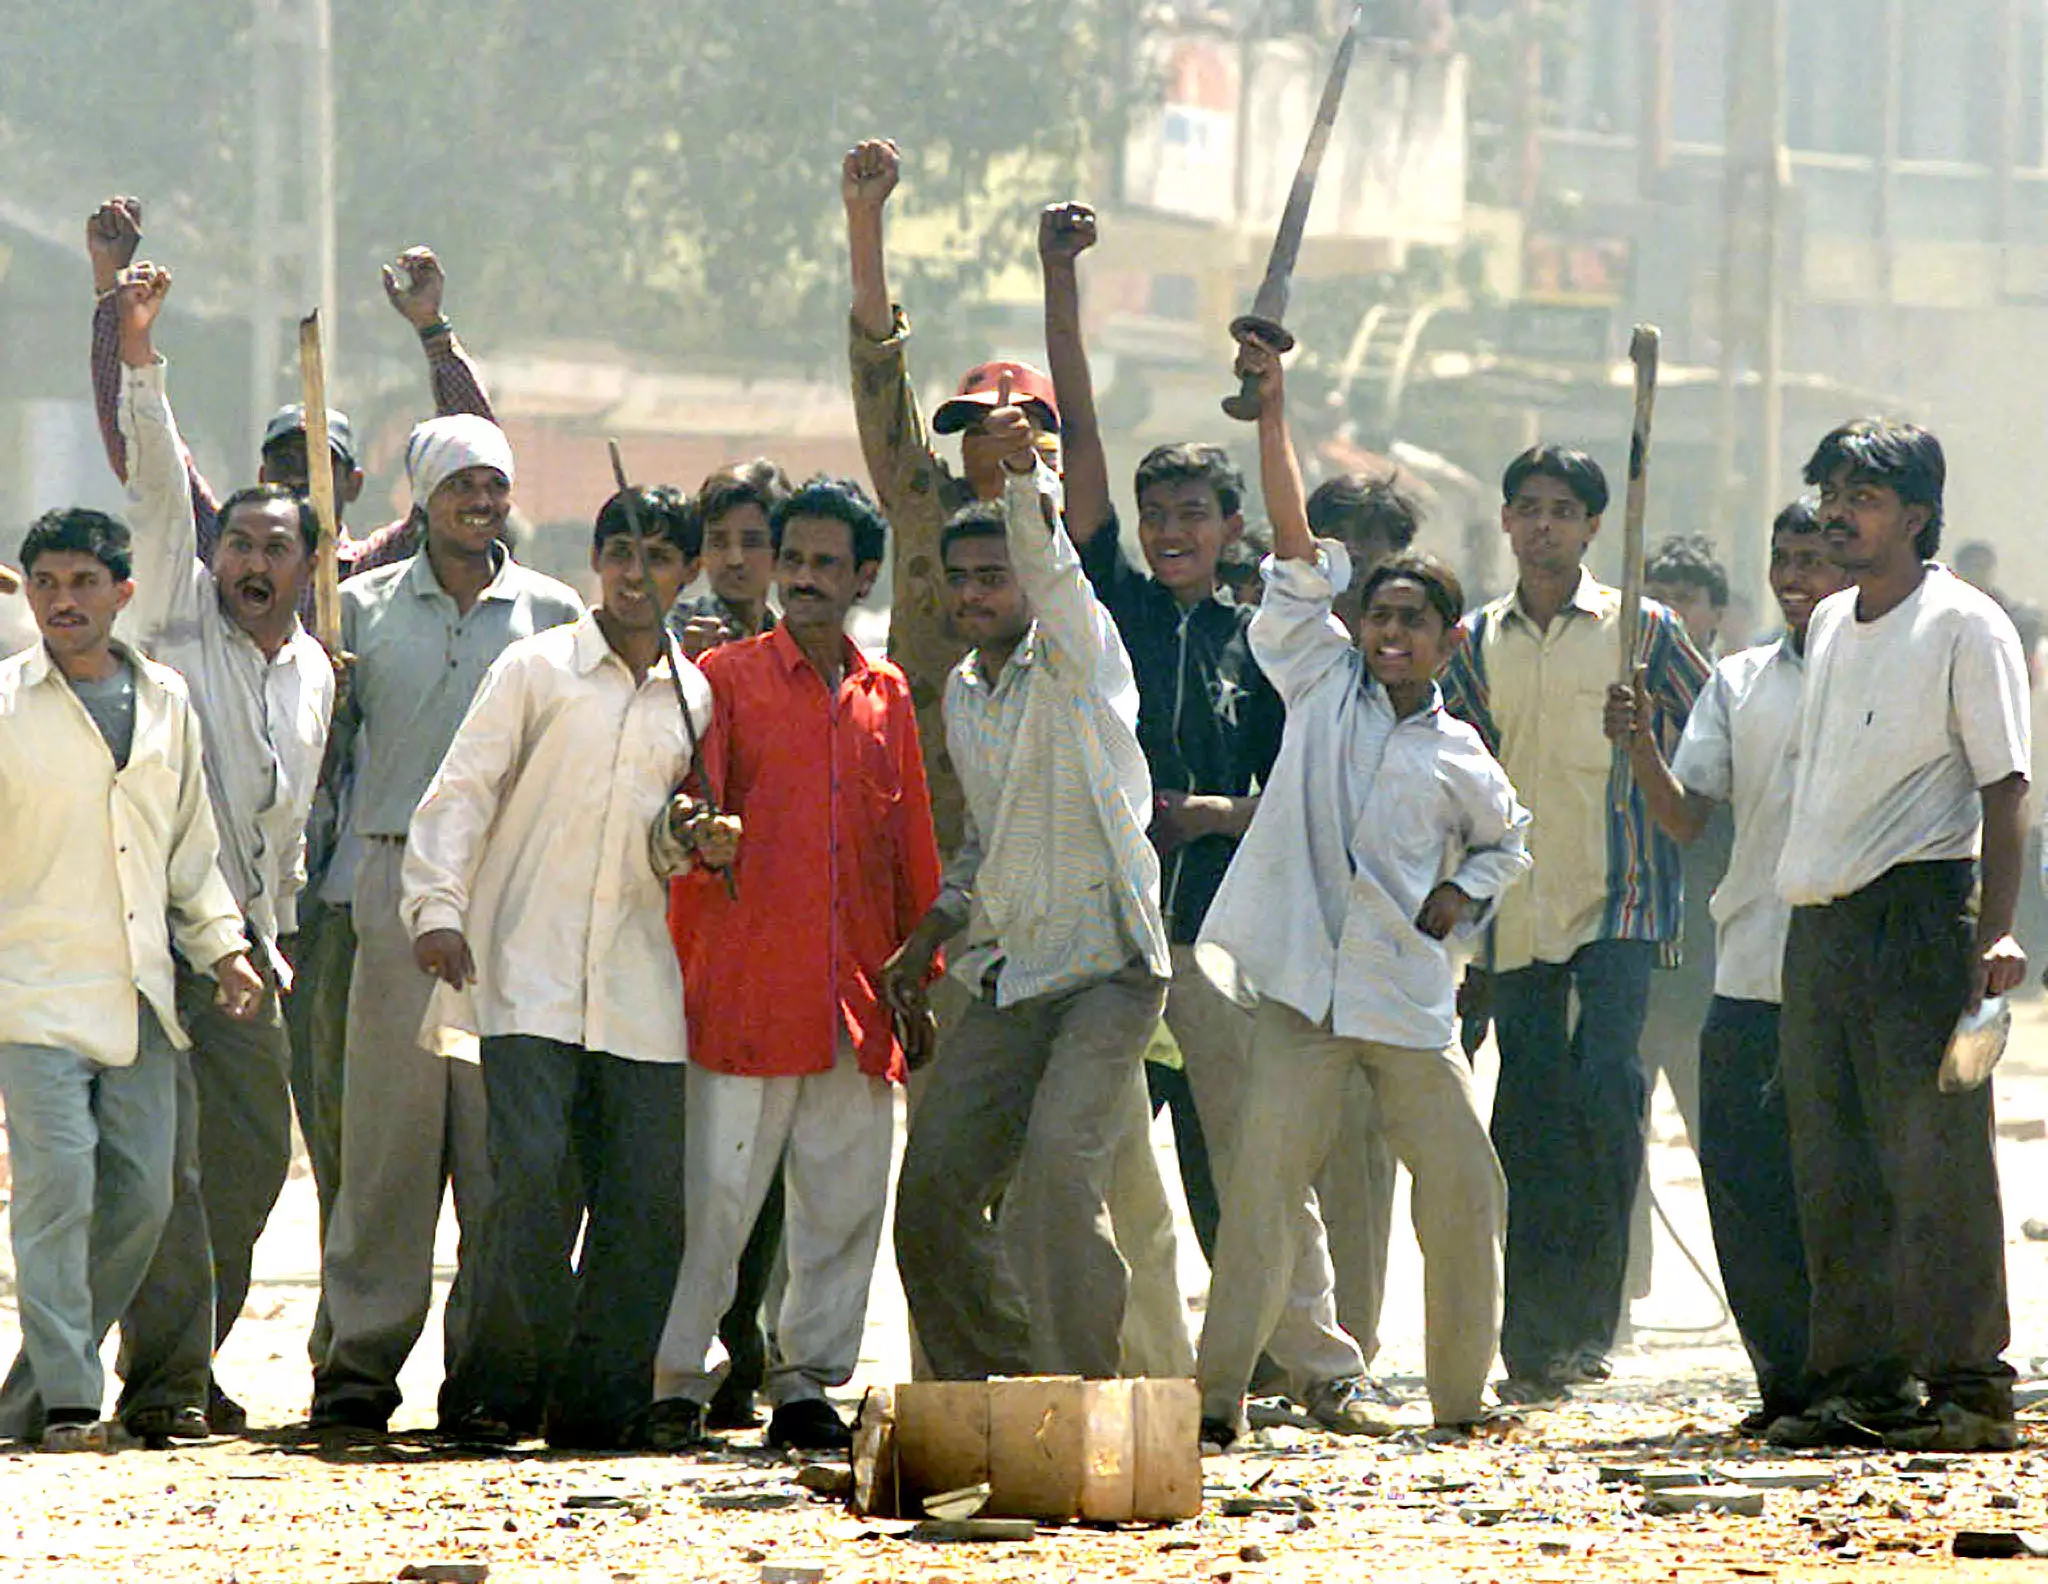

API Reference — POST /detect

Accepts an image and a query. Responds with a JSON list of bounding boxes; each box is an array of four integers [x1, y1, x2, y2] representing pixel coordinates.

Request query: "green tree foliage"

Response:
[[1, 0, 1144, 365]]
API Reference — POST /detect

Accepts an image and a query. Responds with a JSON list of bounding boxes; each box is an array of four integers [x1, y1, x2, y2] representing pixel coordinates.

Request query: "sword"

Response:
[[607, 438, 736, 898], [1223, 5, 1366, 421], [297, 310, 344, 650]]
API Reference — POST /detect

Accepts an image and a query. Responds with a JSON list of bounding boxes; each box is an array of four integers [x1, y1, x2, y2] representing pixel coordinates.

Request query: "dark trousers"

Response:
[[1146, 1060, 1220, 1261], [1697, 996, 1810, 1414], [1779, 861, 2013, 1413], [1490, 938, 1656, 1380], [441, 1036, 688, 1444], [116, 970, 293, 1418], [282, 898, 355, 1240]]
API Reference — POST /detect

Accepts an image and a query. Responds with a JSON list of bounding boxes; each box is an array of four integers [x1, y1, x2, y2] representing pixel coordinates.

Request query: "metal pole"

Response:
[[1751, 0, 1788, 622], [1637, 0, 1674, 197], [308, 0, 337, 380]]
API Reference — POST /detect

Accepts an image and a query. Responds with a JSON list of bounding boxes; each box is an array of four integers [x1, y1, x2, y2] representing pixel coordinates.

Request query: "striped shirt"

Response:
[[1441, 571, 1709, 971], [937, 465, 1170, 1006]]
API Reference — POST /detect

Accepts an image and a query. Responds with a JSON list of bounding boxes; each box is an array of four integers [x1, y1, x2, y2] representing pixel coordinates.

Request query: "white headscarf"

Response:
[[405, 414, 516, 510]]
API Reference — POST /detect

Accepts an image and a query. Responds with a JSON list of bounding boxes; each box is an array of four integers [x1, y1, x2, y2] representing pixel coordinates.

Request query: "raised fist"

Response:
[[842, 139, 901, 210], [86, 197, 143, 291], [1038, 202, 1098, 265], [382, 247, 448, 329], [114, 261, 173, 341]]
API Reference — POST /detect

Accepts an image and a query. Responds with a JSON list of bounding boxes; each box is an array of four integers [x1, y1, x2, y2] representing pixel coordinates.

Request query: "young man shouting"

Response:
[[0, 509, 261, 1451], [1196, 340, 1529, 1448], [885, 396, 1172, 1383], [1039, 204, 1394, 1420], [105, 262, 337, 1442], [1770, 420, 2028, 1453], [401, 488, 718, 1451], [1605, 499, 1848, 1433], [650, 477, 940, 1455]]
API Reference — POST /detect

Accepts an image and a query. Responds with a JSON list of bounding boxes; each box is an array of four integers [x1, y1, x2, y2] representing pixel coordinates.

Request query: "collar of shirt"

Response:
[[404, 540, 516, 606], [767, 619, 872, 690], [958, 624, 1041, 700], [1501, 567, 1609, 632]]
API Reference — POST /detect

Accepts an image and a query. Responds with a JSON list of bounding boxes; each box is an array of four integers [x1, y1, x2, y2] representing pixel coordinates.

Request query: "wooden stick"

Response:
[[297, 311, 343, 651], [1617, 324, 1660, 684], [1612, 324, 1660, 812]]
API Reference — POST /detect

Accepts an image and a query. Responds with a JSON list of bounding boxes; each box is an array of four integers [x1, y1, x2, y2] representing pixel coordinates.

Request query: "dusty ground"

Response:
[[2, 1010, 2046, 1583]]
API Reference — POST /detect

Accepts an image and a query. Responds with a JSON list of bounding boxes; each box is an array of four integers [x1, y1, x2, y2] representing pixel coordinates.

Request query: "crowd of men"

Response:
[[0, 141, 2032, 1460]]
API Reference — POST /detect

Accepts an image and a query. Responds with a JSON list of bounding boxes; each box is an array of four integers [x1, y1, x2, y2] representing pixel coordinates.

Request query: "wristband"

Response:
[[416, 316, 453, 341]]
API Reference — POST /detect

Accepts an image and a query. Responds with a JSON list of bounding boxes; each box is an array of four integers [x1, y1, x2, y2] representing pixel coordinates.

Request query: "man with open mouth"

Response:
[[72, 260, 337, 1447]]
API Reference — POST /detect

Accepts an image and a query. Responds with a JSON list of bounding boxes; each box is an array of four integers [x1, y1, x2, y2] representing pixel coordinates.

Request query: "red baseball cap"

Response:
[[932, 360, 1062, 436]]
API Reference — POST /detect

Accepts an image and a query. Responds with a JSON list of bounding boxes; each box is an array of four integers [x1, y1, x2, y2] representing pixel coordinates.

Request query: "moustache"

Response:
[[786, 586, 827, 602]]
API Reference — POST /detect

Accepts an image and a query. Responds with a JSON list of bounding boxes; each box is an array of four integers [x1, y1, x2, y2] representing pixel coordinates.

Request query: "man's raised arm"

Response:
[[382, 246, 495, 422], [87, 196, 219, 535], [110, 263, 209, 644], [1039, 203, 1112, 546]]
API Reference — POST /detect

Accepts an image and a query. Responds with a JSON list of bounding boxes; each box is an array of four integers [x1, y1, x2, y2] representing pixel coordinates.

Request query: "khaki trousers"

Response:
[[1171, 949, 1390, 1392], [1199, 1000, 1504, 1428], [311, 839, 490, 1423]]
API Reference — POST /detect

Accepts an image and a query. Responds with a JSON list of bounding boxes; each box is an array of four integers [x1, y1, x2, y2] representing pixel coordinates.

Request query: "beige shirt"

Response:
[[400, 613, 713, 1064], [0, 642, 247, 1066], [117, 357, 336, 949], [1476, 573, 1627, 970]]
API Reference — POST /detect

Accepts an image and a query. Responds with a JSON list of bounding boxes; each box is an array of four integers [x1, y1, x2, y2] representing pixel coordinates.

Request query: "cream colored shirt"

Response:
[[400, 613, 713, 1064], [117, 357, 336, 949], [1475, 574, 1625, 970], [0, 642, 247, 1066]]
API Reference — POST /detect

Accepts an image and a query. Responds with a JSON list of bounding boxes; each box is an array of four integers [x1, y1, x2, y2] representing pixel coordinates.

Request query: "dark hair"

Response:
[[594, 485, 700, 558], [1306, 472, 1421, 555], [1502, 444, 1609, 517], [698, 458, 791, 529], [771, 475, 888, 566], [1134, 443, 1245, 520], [1357, 550, 1465, 630], [217, 483, 319, 557], [1771, 495, 1821, 539], [940, 499, 1009, 565], [1802, 418, 1945, 558], [1644, 533, 1729, 609], [20, 507, 132, 581]]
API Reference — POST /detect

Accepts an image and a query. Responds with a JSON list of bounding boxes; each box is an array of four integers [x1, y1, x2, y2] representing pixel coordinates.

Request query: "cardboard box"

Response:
[[851, 1377, 1201, 1523]]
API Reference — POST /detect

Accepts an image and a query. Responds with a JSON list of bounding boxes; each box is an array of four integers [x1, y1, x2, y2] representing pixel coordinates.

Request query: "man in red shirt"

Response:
[[649, 476, 942, 1455]]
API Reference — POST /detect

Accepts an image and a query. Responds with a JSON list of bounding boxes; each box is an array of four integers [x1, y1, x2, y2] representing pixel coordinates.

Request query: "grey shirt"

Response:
[[69, 658, 138, 768], [338, 546, 584, 839]]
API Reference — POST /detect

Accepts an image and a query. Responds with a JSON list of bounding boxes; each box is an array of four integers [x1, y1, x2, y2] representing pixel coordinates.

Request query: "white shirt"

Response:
[[938, 465, 1170, 1005], [400, 612, 714, 1064], [0, 642, 248, 1066], [1778, 567, 2031, 906], [1670, 639, 1804, 1003], [117, 358, 336, 948], [1203, 544, 1532, 1050]]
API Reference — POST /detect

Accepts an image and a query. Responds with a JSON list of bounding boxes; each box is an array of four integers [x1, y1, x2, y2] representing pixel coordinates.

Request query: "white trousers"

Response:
[[653, 1048, 894, 1406]]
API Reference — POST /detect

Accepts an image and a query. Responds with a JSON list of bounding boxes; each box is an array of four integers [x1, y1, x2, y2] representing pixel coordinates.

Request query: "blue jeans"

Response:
[[1489, 939, 1656, 1381], [0, 1012, 178, 1431]]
